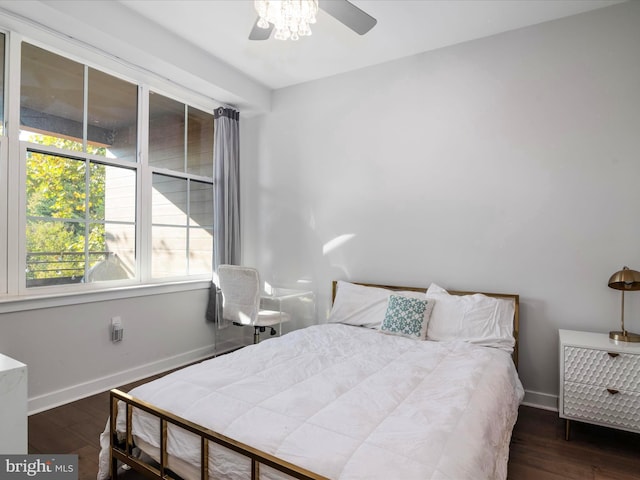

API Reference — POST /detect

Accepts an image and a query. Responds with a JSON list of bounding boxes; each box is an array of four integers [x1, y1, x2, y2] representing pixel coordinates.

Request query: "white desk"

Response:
[[260, 288, 315, 336], [0, 353, 28, 454]]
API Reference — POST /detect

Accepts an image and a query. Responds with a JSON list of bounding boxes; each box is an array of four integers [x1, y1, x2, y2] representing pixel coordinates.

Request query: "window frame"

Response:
[[0, 30, 219, 306], [150, 170, 215, 279], [18, 141, 143, 296], [0, 136, 7, 296], [147, 88, 215, 280], [0, 31, 6, 296]]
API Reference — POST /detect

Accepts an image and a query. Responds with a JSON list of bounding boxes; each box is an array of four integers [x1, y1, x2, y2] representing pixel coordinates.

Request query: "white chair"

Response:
[[217, 264, 290, 344]]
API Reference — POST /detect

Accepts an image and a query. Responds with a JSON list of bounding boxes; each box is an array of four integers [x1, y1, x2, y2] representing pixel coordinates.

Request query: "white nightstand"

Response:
[[559, 329, 640, 440]]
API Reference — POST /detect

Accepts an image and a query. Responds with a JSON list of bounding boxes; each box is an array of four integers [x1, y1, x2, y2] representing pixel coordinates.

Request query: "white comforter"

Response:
[[98, 323, 524, 480]]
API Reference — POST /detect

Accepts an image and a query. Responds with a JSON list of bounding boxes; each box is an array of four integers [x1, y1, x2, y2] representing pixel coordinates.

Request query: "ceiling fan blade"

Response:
[[249, 17, 273, 40], [320, 0, 377, 35]]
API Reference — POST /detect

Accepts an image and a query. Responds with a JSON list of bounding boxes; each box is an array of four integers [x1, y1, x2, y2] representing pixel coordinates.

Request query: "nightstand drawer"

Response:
[[564, 346, 640, 392], [563, 381, 640, 432]]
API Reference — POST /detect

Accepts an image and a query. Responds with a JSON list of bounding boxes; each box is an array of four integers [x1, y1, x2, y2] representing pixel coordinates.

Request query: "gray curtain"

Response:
[[213, 107, 241, 268], [206, 107, 241, 327]]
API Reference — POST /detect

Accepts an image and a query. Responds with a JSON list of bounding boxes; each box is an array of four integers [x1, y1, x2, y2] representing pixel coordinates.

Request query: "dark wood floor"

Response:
[[28, 377, 640, 480], [508, 407, 640, 479], [28, 375, 157, 480]]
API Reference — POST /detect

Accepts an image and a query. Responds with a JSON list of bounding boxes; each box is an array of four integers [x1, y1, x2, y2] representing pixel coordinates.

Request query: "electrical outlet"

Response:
[[111, 316, 123, 342]]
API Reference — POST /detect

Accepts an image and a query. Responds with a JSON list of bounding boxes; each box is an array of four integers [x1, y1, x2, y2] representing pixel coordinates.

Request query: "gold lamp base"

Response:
[[609, 331, 640, 342]]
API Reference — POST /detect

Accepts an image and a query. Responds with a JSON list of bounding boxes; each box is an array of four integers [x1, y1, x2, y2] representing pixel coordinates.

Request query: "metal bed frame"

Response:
[[110, 389, 329, 480], [108, 281, 519, 479]]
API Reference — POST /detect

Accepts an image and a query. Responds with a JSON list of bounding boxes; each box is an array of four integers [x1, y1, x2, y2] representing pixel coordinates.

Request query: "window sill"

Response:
[[0, 280, 212, 313]]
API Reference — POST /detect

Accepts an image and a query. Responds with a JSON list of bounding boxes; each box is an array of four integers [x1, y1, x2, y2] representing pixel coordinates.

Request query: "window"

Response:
[[4, 41, 216, 295], [21, 43, 138, 288], [149, 92, 214, 278], [25, 151, 136, 286]]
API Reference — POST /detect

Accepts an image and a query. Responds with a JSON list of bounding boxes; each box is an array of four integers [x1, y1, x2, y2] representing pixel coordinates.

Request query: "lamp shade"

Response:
[[608, 266, 640, 291]]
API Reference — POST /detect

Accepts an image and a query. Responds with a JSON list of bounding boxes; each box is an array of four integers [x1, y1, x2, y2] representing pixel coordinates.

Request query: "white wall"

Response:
[[0, 288, 247, 413], [242, 2, 640, 409]]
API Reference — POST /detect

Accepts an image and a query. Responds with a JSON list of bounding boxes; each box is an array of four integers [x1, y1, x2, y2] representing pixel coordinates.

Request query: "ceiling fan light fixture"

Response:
[[254, 0, 318, 41]]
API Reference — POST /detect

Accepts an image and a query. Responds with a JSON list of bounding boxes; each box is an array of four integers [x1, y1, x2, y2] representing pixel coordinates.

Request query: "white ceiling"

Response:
[[117, 0, 624, 90]]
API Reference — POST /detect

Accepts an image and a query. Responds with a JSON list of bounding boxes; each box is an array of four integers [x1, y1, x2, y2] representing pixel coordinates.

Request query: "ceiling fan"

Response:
[[249, 0, 377, 41]]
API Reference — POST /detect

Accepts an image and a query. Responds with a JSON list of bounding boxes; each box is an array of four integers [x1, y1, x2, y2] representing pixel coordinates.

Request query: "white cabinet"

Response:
[[0, 354, 28, 454], [559, 329, 640, 440]]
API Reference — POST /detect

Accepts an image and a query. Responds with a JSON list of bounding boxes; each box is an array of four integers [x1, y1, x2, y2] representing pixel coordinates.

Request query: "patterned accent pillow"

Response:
[[380, 294, 434, 340]]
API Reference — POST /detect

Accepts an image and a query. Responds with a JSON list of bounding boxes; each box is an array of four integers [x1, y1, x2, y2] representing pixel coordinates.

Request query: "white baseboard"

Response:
[[28, 345, 217, 415], [215, 339, 248, 355], [522, 389, 558, 412]]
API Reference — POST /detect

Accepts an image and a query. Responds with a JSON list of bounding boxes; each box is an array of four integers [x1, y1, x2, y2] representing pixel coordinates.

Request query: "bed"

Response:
[[98, 281, 524, 480]]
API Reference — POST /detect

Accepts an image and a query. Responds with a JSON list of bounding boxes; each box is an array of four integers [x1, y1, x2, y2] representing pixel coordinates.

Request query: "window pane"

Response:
[[87, 68, 137, 161], [152, 176, 212, 279], [149, 92, 185, 171], [189, 180, 213, 228], [152, 226, 186, 277], [26, 219, 85, 287], [20, 43, 84, 148], [187, 106, 213, 176], [84, 223, 135, 282], [26, 151, 86, 219], [152, 174, 187, 225], [92, 164, 136, 222], [189, 227, 213, 274], [103, 223, 136, 277]]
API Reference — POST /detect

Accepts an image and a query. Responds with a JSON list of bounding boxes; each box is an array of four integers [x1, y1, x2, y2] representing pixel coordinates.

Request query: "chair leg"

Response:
[[254, 326, 275, 343]]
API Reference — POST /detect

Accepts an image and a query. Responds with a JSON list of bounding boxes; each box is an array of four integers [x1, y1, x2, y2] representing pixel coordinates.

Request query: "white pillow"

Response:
[[328, 281, 426, 329], [425, 283, 515, 353]]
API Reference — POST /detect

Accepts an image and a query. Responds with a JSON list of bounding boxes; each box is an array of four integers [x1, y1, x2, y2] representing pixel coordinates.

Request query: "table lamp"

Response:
[[608, 266, 640, 342]]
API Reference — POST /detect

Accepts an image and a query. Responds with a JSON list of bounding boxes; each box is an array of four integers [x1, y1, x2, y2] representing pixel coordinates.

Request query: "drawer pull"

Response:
[[606, 388, 619, 395], [607, 352, 619, 358]]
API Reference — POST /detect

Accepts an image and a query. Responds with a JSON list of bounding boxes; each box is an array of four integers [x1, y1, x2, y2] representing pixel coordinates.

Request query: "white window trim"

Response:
[[139, 84, 151, 281], [0, 279, 212, 314], [0, 137, 7, 296], [0, 31, 7, 296], [6, 30, 22, 296]]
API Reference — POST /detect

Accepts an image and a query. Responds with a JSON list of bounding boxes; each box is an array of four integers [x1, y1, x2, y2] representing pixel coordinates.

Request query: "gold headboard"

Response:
[[331, 281, 520, 369]]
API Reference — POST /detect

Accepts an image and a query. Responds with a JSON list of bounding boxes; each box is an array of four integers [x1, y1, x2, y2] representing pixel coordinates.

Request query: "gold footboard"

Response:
[[110, 389, 329, 480]]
